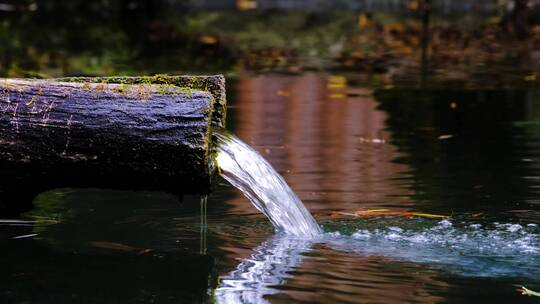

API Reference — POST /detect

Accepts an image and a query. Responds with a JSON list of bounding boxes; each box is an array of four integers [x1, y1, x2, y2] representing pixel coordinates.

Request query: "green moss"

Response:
[[112, 83, 129, 94], [54, 74, 226, 177], [57, 74, 215, 98], [26, 85, 43, 107]]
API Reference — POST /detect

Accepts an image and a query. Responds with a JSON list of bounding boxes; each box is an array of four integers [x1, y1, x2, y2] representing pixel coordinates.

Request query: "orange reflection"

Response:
[[278, 246, 448, 304], [228, 73, 413, 215], [218, 74, 448, 302]]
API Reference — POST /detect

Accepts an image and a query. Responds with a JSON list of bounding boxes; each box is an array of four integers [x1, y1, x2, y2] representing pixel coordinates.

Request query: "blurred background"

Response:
[[2, 2, 540, 303], [0, 0, 539, 88]]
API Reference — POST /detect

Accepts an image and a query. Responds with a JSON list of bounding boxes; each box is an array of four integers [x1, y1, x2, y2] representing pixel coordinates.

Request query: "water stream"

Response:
[[214, 129, 322, 238], [213, 128, 540, 303]]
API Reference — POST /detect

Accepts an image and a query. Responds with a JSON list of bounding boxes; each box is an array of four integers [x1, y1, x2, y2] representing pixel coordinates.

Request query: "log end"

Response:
[[0, 75, 228, 211]]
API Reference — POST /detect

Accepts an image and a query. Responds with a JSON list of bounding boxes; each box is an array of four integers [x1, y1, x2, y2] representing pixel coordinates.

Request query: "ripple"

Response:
[[324, 219, 540, 278]]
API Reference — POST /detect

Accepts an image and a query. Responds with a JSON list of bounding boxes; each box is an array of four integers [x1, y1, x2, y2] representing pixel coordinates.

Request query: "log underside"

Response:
[[0, 75, 226, 213]]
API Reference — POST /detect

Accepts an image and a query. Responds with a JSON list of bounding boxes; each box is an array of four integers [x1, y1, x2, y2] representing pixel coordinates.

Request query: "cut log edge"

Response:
[[0, 76, 225, 212], [0, 77, 217, 182], [54, 75, 228, 183]]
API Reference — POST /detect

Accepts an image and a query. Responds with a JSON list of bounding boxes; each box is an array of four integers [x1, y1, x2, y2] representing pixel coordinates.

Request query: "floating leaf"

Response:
[[438, 134, 454, 140], [90, 241, 154, 255], [327, 75, 347, 89], [331, 209, 449, 219]]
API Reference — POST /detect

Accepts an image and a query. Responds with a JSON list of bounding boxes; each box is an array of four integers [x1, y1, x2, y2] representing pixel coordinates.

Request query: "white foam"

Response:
[[325, 219, 540, 278]]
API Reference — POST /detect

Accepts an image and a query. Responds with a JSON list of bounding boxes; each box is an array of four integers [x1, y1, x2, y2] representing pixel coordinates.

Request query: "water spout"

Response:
[[214, 129, 322, 238]]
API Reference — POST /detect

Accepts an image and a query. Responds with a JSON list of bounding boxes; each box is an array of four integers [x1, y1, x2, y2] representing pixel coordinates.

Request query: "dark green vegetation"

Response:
[[1, 1, 539, 88]]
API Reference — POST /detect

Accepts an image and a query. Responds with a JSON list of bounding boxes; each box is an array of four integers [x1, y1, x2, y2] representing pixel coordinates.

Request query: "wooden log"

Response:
[[56, 75, 227, 128], [0, 75, 226, 212]]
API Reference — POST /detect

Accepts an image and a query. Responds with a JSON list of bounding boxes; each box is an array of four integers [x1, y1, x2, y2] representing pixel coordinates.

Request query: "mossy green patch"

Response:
[[26, 85, 43, 107]]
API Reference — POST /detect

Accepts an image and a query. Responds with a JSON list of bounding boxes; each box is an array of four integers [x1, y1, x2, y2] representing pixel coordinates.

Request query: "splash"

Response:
[[214, 218, 540, 303], [326, 219, 540, 278], [213, 129, 322, 237]]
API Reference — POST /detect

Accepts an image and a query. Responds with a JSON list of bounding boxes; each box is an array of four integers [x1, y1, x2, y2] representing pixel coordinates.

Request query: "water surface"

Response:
[[2, 73, 540, 303]]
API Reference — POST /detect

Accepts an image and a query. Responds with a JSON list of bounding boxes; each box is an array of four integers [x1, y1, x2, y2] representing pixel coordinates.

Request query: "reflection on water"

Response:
[[2, 73, 540, 303], [215, 235, 313, 304], [376, 88, 540, 222], [222, 74, 540, 303], [214, 217, 540, 303], [0, 189, 216, 303], [230, 74, 414, 215]]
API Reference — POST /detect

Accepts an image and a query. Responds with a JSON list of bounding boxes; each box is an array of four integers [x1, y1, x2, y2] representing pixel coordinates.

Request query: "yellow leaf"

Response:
[[358, 14, 368, 29], [334, 209, 449, 219], [236, 0, 257, 10], [412, 213, 449, 219], [329, 93, 346, 99], [525, 74, 537, 82], [199, 35, 217, 45], [327, 75, 347, 90]]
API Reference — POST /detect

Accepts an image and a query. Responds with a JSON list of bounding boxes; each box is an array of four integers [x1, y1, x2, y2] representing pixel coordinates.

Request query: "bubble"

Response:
[[325, 219, 540, 278]]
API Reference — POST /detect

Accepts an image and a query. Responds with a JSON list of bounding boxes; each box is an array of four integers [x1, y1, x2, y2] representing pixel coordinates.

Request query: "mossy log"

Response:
[[0, 75, 226, 212]]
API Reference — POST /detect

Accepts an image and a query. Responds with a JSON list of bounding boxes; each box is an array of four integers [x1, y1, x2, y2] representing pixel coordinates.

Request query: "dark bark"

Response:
[[0, 76, 226, 212]]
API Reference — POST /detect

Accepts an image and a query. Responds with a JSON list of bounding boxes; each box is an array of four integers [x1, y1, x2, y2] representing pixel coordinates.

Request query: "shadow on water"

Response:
[[0, 241, 214, 303], [2, 74, 540, 303], [375, 88, 540, 223], [0, 189, 216, 303]]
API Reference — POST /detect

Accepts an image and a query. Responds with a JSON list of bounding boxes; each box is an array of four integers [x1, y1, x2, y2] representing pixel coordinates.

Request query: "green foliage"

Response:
[[1, 5, 538, 85]]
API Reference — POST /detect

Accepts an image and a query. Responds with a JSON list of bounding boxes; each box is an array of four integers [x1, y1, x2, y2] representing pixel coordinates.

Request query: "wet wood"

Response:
[[0, 76, 226, 212]]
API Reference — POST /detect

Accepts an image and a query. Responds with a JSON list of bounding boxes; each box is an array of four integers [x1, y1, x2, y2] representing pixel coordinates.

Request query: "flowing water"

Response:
[[2, 74, 540, 303], [212, 122, 540, 303], [213, 129, 322, 238]]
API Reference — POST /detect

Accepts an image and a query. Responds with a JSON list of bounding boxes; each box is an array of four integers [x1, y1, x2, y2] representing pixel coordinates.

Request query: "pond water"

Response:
[[2, 73, 540, 303]]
